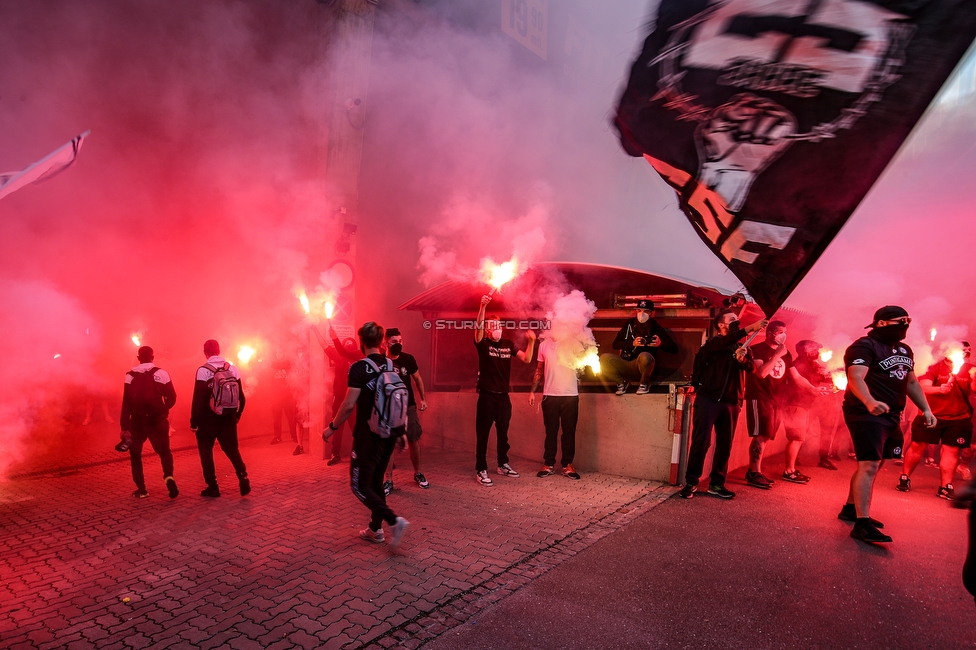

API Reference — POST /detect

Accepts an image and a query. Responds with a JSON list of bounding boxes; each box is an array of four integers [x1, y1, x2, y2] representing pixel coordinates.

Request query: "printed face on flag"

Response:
[[615, 0, 976, 315]]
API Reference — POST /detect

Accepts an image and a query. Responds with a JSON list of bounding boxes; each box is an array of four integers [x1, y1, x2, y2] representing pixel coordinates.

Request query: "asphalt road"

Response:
[[427, 458, 976, 650]]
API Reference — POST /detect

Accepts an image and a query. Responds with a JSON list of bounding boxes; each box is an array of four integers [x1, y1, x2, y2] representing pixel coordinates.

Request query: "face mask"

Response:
[[388, 343, 403, 356], [490, 330, 502, 342], [774, 332, 786, 346], [873, 323, 909, 344], [637, 312, 650, 324]]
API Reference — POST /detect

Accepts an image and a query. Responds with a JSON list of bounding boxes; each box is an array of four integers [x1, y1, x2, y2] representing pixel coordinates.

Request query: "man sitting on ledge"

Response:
[[600, 299, 677, 395]]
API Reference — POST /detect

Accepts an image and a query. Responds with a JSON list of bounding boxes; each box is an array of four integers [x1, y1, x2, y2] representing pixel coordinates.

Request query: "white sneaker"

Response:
[[497, 463, 520, 477], [476, 470, 494, 486], [359, 527, 385, 543], [636, 384, 650, 395], [615, 383, 629, 396], [389, 516, 410, 550]]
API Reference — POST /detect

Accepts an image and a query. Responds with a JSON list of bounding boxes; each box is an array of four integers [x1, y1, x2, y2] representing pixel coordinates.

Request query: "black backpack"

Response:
[[128, 368, 166, 423]]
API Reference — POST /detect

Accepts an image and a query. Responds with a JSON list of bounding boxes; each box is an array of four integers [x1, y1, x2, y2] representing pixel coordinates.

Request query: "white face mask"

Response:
[[637, 312, 650, 324], [774, 332, 787, 345], [490, 330, 502, 342]]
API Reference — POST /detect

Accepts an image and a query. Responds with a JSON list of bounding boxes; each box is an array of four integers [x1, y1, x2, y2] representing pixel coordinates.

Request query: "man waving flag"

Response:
[[615, 0, 976, 316], [0, 130, 90, 202]]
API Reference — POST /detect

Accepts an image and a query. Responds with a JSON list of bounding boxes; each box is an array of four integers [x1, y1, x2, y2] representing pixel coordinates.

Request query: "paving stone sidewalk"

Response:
[[0, 440, 674, 649]]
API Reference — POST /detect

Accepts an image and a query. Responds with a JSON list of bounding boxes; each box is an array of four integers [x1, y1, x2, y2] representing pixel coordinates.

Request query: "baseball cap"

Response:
[[865, 305, 909, 328], [636, 299, 654, 310]]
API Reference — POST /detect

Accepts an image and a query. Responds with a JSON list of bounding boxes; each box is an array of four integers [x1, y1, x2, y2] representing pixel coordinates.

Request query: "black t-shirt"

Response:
[[745, 341, 793, 405], [843, 333, 915, 424], [347, 353, 389, 437], [788, 356, 831, 409], [391, 352, 419, 407], [475, 338, 515, 393]]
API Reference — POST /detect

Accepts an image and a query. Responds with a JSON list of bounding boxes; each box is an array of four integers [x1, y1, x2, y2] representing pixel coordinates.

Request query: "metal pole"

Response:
[[677, 388, 693, 486]]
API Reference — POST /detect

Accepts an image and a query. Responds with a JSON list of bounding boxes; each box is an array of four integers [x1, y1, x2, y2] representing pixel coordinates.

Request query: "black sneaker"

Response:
[[132, 489, 148, 499], [707, 485, 735, 499], [837, 504, 884, 528], [818, 458, 838, 470], [165, 476, 179, 499], [327, 455, 342, 466], [678, 484, 697, 499], [200, 486, 221, 498], [414, 473, 429, 489], [239, 475, 251, 497], [782, 470, 811, 484], [851, 523, 892, 543], [938, 484, 955, 500], [292, 445, 304, 456], [270, 437, 282, 445], [896, 474, 911, 492], [383, 480, 394, 496], [561, 464, 581, 480], [746, 470, 772, 489], [537, 465, 555, 478]]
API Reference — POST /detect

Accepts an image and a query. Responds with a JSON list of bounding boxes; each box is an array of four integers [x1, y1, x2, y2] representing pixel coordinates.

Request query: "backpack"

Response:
[[363, 358, 409, 438], [204, 362, 240, 415], [128, 368, 165, 423]]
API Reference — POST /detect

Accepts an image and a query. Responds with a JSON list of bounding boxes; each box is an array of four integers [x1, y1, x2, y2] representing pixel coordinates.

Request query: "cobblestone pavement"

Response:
[[0, 439, 673, 649]]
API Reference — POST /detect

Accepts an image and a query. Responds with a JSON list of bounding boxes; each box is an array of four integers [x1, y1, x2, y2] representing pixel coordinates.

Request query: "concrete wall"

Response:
[[422, 392, 677, 482]]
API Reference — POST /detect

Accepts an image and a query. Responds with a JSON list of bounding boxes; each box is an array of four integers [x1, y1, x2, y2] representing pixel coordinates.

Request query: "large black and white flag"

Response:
[[615, 1, 976, 316]]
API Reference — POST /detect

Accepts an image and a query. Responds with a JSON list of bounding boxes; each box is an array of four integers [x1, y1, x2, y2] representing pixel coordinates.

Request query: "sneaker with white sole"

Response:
[[389, 517, 410, 550], [635, 384, 650, 395], [476, 470, 494, 486], [383, 480, 394, 496], [896, 474, 911, 492], [360, 527, 385, 543], [938, 484, 955, 500], [414, 473, 429, 489], [497, 463, 520, 477], [537, 465, 555, 478], [615, 383, 629, 396]]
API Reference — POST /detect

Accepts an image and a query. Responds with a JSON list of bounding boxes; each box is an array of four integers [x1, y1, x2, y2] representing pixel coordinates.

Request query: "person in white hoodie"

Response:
[[191, 339, 249, 498], [120, 346, 178, 499]]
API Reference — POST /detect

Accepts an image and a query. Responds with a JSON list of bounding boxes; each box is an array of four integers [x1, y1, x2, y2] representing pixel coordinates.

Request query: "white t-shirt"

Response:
[[537, 339, 579, 397]]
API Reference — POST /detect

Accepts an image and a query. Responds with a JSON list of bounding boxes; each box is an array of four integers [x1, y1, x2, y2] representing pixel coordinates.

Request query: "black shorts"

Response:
[[911, 417, 973, 447], [405, 405, 423, 443], [847, 419, 904, 462], [746, 399, 780, 440]]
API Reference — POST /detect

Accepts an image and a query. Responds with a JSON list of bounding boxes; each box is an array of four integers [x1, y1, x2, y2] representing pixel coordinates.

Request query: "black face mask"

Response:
[[388, 343, 403, 356], [872, 323, 909, 344]]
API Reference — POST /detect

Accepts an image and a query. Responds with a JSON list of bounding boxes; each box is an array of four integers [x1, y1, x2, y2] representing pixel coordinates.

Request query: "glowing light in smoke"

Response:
[[53, 353, 61, 359], [131, 334, 141, 347], [832, 370, 848, 391], [237, 346, 255, 364], [298, 292, 310, 315], [576, 352, 601, 374], [950, 349, 965, 374], [324, 301, 335, 319], [819, 349, 833, 363], [931, 328, 938, 342], [482, 258, 519, 291]]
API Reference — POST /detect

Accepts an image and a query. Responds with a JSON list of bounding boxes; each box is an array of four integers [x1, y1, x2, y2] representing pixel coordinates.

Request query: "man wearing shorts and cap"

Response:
[[839, 306, 935, 543], [600, 299, 678, 395]]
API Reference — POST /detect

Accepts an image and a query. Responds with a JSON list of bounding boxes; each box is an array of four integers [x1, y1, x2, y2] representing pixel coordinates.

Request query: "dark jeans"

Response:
[[685, 394, 738, 488], [271, 393, 297, 441], [542, 396, 578, 467], [350, 431, 397, 530], [196, 415, 247, 489], [965, 503, 976, 602], [600, 352, 656, 385], [129, 418, 174, 491], [476, 391, 512, 472], [330, 393, 348, 458]]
